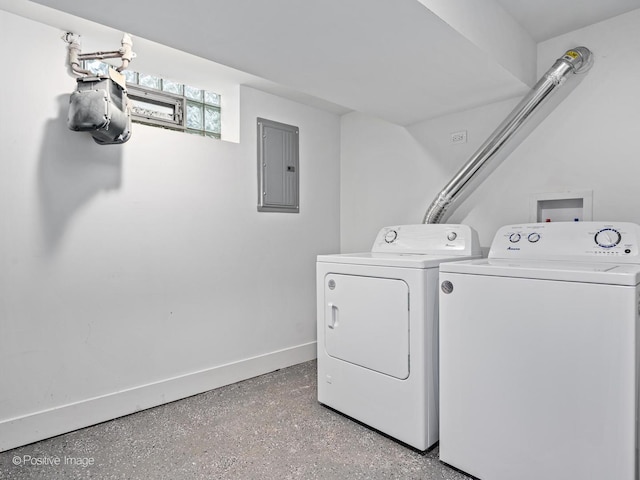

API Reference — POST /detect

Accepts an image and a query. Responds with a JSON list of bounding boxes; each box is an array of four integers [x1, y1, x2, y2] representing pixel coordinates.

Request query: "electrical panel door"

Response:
[[257, 118, 299, 213]]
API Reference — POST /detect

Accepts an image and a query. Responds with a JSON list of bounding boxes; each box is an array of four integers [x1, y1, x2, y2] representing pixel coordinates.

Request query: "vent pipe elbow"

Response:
[[423, 193, 452, 224], [423, 47, 593, 224], [561, 46, 593, 74]]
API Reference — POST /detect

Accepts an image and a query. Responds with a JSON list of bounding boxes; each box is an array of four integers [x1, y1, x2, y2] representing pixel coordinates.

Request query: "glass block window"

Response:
[[84, 60, 222, 139], [162, 79, 183, 96], [205, 91, 220, 107], [122, 70, 138, 84], [184, 85, 203, 102], [205, 106, 221, 135], [85, 59, 109, 76], [186, 102, 204, 130], [138, 73, 161, 90]]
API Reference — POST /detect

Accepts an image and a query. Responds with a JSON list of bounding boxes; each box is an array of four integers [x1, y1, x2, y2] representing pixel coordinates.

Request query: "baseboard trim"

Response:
[[1, 341, 317, 452]]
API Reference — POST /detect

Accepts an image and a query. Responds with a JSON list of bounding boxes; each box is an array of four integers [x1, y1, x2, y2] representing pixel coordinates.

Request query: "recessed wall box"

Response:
[[530, 190, 593, 222], [257, 118, 299, 213]]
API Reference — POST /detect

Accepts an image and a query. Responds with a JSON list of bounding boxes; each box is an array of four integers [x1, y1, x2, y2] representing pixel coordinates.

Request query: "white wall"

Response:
[[341, 9, 640, 250], [0, 9, 340, 450], [417, 0, 536, 86], [340, 113, 450, 252]]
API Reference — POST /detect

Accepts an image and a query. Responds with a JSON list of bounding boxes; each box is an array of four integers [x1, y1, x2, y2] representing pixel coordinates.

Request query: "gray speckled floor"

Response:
[[1, 361, 472, 479]]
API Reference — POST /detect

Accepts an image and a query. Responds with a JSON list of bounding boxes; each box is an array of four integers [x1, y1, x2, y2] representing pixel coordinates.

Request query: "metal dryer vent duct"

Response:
[[423, 47, 593, 224]]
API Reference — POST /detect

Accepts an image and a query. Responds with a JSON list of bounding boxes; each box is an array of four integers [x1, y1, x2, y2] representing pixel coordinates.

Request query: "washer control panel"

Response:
[[372, 224, 481, 256], [489, 222, 640, 263]]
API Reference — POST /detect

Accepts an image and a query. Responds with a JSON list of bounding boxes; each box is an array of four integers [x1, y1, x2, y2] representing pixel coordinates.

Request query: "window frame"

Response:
[[81, 60, 221, 138], [127, 84, 186, 131]]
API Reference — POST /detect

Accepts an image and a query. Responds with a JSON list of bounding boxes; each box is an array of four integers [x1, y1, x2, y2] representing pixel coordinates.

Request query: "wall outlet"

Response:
[[450, 130, 467, 144]]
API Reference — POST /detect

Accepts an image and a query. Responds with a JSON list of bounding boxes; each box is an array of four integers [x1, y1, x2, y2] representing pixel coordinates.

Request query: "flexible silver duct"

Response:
[[423, 47, 593, 224]]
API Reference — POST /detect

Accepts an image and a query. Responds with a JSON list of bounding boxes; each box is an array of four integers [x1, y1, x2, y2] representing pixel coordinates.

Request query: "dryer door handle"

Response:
[[328, 303, 339, 329]]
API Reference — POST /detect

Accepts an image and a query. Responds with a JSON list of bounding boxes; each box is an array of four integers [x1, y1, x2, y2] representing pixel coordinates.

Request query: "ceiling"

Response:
[[18, 0, 640, 125], [495, 0, 640, 42]]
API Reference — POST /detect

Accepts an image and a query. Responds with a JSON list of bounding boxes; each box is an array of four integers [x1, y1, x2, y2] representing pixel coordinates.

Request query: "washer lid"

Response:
[[440, 258, 640, 285], [317, 252, 479, 269]]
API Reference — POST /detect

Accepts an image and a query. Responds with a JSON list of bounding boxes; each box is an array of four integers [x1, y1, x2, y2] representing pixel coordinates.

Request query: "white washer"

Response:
[[439, 222, 640, 480], [317, 224, 481, 450]]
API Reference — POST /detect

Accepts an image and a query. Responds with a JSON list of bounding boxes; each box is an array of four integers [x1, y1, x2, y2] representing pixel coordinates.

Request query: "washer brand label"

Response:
[[507, 246, 521, 250]]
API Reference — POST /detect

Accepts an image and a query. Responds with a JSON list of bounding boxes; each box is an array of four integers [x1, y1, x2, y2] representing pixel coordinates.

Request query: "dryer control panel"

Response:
[[372, 224, 481, 256], [489, 222, 640, 263]]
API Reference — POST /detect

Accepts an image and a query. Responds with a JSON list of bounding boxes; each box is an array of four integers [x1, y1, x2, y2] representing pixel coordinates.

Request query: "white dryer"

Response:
[[439, 222, 640, 480], [317, 224, 481, 450]]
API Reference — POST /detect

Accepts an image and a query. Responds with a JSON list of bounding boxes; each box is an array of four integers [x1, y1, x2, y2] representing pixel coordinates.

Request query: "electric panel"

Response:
[[257, 118, 299, 213]]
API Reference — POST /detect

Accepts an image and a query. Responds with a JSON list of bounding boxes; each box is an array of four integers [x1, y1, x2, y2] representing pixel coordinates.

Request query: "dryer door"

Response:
[[323, 273, 409, 379]]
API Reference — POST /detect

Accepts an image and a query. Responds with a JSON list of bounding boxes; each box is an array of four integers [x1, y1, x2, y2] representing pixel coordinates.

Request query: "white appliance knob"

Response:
[[595, 228, 621, 248], [447, 232, 458, 241], [384, 230, 398, 243], [528, 233, 541, 243], [509, 233, 521, 243]]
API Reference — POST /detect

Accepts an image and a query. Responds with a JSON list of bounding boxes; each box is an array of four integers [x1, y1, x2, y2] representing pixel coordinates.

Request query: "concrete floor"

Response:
[[1, 361, 473, 479]]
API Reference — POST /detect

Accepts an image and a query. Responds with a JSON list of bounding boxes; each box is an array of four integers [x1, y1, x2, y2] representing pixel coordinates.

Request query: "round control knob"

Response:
[[594, 228, 621, 248], [384, 230, 398, 243], [528, 233, 541, 243], [509, 233, 521, 243], [447, 232, 457, 241]]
